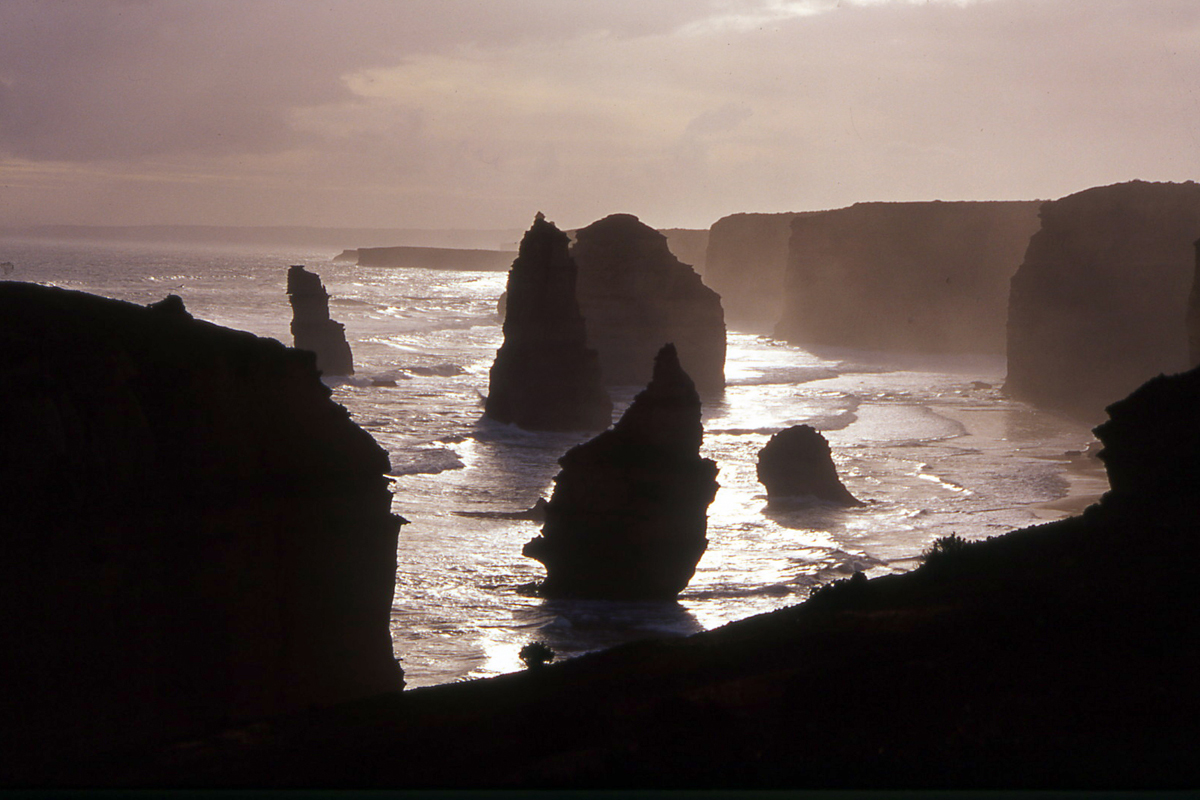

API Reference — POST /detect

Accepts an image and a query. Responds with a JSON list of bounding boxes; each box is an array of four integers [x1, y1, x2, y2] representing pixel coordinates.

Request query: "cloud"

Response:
[[1, 0, 1199, 229]]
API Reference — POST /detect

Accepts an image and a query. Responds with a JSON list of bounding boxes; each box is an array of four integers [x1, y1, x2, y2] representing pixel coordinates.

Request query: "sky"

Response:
[[1, 0, 1199, 232]]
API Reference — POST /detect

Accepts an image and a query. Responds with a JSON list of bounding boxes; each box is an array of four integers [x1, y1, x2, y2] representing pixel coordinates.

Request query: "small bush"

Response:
[[921, 533, 970, 572], [519, 641, 555, 670]]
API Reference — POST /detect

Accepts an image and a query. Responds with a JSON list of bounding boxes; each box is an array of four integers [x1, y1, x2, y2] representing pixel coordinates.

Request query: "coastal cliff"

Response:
[[777, 201, 1041, 353], [1005, 180, 1200, 421], [485, 213, 612, 431], [287, 265, 354, 376], [703, 211, 808, 330], [572, 213, 726, 394], [0, 283, 404, 780], [523, 344, 719, 599]]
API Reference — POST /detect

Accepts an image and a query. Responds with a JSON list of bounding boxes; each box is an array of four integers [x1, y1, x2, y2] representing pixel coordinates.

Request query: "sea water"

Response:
[[2, 238, 1109, 687]]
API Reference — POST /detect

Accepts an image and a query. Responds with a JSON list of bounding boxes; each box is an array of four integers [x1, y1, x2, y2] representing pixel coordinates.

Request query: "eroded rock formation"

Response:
[[485, 213, 612, 431], [776, 201, 1041, 354], [757, 425, 861, 506], [0, 283, 404, 774], [1005, 181, 1200, 421], [572, 213, 726, 394], [287, 265, 354, 376], [523, 344, 719, 599]]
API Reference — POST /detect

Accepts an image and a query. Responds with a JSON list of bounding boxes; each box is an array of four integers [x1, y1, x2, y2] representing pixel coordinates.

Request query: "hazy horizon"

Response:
[[2, 0, 1198, 232]]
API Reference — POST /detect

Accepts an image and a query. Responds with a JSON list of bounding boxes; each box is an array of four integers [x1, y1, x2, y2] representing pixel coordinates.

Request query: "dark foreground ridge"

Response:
[[66, 359, 1200, 790], [0, 283, 404, 783], [523, 343, 720, 599]]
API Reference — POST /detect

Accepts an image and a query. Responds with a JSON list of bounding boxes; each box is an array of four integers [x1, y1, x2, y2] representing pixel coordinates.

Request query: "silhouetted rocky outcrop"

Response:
[[757, 425, 861, 506], [485, 213, 612, 431], [523, 344, 719, 599], [704, 212, 810, 331], [777, 201, 1040, 353], [0, 283, 404, 780], [287, 265, 354, 376], [572, 214, 726, 394], [1006, 181, 1200, 421]]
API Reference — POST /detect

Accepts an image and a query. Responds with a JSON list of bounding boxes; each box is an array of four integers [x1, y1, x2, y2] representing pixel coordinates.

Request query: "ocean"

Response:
[[2, 237, 1109, 688]]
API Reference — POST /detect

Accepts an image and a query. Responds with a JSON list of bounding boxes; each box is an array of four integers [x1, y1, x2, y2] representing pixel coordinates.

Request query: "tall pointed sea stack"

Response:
[[523, 344, 719, 599], [573, 213, 726, 394], [485, 213, 612, 431], [287, 265, 354, 376]]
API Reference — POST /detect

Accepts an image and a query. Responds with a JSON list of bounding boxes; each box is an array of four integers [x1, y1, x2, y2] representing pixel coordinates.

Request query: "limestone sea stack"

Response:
[[1005, 180, 1200, 421], [523, 344, 719, 599], [757, 425, 861, 506], [777, 201, 1041, 354], [0, 283, 405, 776], [572, 213, 727, 394], [287, 265, 354, 376], [485, 213, 612, 431]]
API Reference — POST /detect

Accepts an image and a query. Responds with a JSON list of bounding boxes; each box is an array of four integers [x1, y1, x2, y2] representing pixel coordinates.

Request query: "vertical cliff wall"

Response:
[[572, 213, 727, 394], [1186, 238, 1200, 368], [1005, 181, 1200, 421], [287, 265, 354, 376], [776, 201, 1041, 353], [660, 228, 710, 277], [485, 213, 612, 431], [704, 212, 811, 331], [0, 284, 404, 775]]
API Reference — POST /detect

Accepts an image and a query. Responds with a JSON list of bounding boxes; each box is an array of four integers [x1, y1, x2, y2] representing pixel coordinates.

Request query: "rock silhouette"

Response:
[[523, 344, 719, 599], [572, 213, 726, 394], [1006, 180, 1200, 421], [757, 425, 861, 506], [0, 283, 404, 775], [777, 201, 1040, 353], [287, 265, 354, 376], [485, 213, 613, 431]]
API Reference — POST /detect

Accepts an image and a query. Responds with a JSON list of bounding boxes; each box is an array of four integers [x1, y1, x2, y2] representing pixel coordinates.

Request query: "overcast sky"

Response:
[[1, 0, 1198, 231]]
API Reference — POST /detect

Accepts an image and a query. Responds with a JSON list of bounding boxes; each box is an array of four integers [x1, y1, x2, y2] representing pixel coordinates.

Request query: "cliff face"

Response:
[[0, 283, 404, 774], [1184, 239, 1200, 368], [523, 344, 719, 600], [660, 228, 710, 277], [572, 213, 727, 394], [703, 212, 807, 331], [757, 425, 861, 506], [776, 201, 1041, 354], [485, 213, 613, 431], [287, 265, 354, 376], [1005, 181, 1200, 421]]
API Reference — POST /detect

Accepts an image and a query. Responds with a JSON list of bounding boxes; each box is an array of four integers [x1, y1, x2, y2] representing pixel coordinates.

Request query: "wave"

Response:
[[390, 446, 465, 476]]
